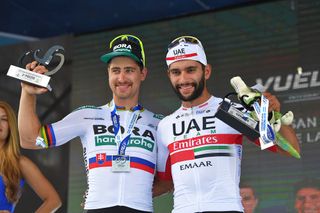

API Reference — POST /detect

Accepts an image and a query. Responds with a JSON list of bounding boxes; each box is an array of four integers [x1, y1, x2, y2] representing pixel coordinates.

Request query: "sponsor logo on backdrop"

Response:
[[256, 70, 320, 103], [292, 116, 320, 144]]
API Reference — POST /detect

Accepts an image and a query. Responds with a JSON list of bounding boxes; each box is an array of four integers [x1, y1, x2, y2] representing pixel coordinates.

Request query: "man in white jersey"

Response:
[[154, 36, 300, 213], [18, 34, 162, 213]]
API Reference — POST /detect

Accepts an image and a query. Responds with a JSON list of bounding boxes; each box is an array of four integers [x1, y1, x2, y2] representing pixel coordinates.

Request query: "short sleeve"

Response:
[[156, 120, 172, 180], [39, 108, 88, 148]]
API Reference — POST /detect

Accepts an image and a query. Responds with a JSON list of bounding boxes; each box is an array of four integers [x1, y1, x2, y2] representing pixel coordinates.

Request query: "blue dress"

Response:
[[0, 175, 25, 212]]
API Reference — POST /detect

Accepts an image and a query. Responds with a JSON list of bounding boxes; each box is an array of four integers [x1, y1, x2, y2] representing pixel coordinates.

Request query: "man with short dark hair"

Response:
[[18, 34, 161, 213], [240, 183, 258, 213], [154, 35, 300, 213], [294, 178, 320, 213]]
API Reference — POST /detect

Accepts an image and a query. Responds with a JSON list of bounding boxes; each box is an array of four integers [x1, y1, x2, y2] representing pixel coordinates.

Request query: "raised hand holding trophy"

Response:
[[7, 45, 65, 91], [215, 76, 300, 158]]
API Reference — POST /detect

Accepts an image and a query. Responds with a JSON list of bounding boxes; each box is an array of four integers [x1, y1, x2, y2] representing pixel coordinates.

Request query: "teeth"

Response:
[[179, 84, 193, 88]]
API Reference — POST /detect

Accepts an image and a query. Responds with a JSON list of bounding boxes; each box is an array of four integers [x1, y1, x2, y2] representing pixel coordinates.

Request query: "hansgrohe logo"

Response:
[[95, 135, 154, 152]]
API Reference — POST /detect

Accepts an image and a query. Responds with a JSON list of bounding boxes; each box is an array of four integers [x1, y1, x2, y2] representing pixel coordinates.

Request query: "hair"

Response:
[[240, 182, 257, 197], [0, 101, 22, 203], [107, 57, 144, 71], [294, 178, 320, 195]]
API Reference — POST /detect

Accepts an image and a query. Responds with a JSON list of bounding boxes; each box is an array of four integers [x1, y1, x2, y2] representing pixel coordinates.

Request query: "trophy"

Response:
[[7, 45, 65, 91], [215, 76, 300, 158]]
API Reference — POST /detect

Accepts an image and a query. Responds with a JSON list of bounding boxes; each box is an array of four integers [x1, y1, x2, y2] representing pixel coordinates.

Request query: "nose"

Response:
[[117, 70, 126, 82], [180, 70, 188, 79], [176, 71, 190, 85]]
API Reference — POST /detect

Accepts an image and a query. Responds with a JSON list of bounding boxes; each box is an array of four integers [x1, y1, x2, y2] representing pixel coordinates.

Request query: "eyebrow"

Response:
[[186, 66, 197, 70], [110, 66, 136, 70], [169, 66, 197, 71], [168, 68, 180, 72]]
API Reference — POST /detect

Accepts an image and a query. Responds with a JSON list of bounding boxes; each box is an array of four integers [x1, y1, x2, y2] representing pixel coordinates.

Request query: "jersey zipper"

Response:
[[191, 107, 202, 211], [119, 173, 125, 204]]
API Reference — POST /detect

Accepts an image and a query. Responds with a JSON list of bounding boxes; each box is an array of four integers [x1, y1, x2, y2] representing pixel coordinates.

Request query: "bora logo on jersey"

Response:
[[93, 124, 155, 152], [95, 135, 154, 152]]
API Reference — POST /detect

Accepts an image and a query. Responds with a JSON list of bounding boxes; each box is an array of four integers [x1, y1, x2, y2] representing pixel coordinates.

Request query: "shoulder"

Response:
[[158, 110, 179, 128], [63, 105, 105, 120], [19, 155, 32, 167], [18, 155, 37, 174], [141, 108, 164, 123], [72, 105, 104, 113]]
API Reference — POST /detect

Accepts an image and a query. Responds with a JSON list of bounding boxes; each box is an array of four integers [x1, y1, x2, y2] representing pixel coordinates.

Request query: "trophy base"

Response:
[[7, 65, 51, 88], [215, 98, 260, 141]]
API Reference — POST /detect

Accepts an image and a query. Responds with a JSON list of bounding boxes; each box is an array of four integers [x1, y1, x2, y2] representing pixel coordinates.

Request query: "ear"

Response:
[[204, 64, 212, 80], [141, 67, 148, 81]]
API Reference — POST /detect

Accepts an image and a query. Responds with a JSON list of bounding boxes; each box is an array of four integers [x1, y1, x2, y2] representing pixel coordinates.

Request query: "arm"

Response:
[[263, 92, 300, 157], [277, 125, 300, 157], [153, 175, 173, 197], [19, 156, 61, 213], [18, 62, 49, 149]]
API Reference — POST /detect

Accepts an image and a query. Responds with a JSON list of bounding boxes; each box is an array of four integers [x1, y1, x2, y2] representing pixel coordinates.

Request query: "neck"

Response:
[[113, 96, 139, 110], [181, 88, 212, 108]]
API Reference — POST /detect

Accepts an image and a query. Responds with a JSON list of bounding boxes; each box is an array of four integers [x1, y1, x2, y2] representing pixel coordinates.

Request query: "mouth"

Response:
[[116, 83, 132, 92], [177, 83, 195, 94]]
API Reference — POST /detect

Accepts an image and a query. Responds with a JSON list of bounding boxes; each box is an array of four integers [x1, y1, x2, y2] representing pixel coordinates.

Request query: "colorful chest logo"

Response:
[[95, 135, 154, 152], [172, 116, 215, 136], [93, 124, 155, 152], [169, 134, 243, 165]]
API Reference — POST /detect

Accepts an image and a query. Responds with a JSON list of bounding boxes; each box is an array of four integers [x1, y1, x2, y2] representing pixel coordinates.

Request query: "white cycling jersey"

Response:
[[39, 103, 162, 211], [157, 96, 245, 213]]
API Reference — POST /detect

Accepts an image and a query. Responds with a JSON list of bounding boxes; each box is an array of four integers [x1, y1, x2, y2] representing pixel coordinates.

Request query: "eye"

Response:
[[0, 117, 8, 122], [110, 68, 120, 74], [310, 194, 320, 200], [170, 69, 180, 76], [125, 67, 135, 73], [296, 196, 305, 201], [186, 67, 196, 73]]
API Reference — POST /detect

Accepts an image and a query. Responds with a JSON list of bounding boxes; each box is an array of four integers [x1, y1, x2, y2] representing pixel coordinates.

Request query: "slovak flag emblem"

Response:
[[96, 153, 106, 164]]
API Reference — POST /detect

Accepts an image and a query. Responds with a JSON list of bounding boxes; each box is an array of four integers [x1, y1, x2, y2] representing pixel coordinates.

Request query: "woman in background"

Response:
[[0, 101, 61, 213]]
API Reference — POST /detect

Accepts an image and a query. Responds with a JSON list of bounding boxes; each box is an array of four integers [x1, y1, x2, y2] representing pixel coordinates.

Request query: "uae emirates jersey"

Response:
[[157, 96, 244, 213], [40, 103, 162, 211]]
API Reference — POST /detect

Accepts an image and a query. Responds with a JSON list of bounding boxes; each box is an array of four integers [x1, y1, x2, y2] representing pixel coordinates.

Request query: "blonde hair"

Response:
[[0, 101, 21, 203]]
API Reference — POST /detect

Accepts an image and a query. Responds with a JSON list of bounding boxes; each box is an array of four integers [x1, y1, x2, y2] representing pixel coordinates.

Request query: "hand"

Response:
[[21, 61, 49, 95], [263, 92, 280, 112]]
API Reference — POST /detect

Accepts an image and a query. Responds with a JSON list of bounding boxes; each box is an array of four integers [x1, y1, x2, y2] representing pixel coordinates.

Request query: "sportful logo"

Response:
[[95, 135, 154, 152], [169, 134, 243, 165]]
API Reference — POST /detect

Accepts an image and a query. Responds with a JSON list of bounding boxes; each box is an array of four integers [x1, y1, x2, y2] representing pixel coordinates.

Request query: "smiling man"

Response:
[[294, 178, 320, 213], [154, 35, 300, 213], [18, 34, 162, 213]]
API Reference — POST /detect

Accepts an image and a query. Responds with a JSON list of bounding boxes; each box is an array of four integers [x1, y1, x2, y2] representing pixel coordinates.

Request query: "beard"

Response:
[[172, 73, 205, 102]]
